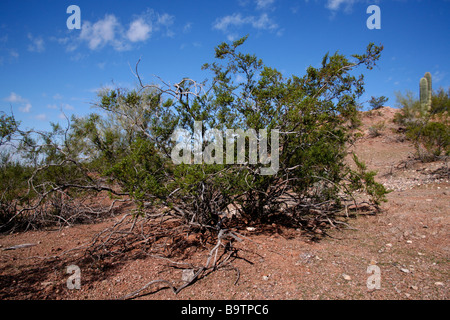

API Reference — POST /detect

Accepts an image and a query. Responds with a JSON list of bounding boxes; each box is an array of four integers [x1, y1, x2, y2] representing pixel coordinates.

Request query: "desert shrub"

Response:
[[1, 37, 388, 233], [368, 121, 385, 137], [394, 87, 450, 161], [72, 36, 387, 226], [406, 121, 450, 160], [369, 96, 388, 110], [430, 87, 450, 115]]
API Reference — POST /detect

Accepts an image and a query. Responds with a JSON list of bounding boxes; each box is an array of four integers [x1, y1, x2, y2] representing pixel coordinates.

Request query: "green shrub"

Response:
[[1, 37, 388, 232], [395, 87, 450, 161]]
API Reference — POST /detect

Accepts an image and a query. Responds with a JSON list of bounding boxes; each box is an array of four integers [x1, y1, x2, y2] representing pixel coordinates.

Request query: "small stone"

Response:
[[369, 260, 377, 265], [246, 227, 256, 232], [435, 282, 444, 286], [342, 274, 352, 281], [410, 285, 418, 290], [406, 240, 413, 244], [262, 275, 270, 281], [386, 243, 393, 248], [181, 269, 195, 283], [314, 228, 323, 234], [400, 268, 410, 273]]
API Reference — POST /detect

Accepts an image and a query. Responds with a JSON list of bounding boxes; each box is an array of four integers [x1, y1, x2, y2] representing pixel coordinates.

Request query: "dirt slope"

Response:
[[0, 107, 448, 300]]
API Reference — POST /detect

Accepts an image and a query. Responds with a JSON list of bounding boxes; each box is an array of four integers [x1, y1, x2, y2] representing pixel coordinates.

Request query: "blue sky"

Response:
[[1, 0, 449, 132]]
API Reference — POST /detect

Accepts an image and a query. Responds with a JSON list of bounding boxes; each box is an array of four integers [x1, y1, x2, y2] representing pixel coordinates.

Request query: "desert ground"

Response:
[[0, 107, 448, 300]]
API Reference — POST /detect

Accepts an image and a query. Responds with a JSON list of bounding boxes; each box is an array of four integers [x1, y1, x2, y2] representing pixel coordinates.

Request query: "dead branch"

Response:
[[118, 227, 244, 300]]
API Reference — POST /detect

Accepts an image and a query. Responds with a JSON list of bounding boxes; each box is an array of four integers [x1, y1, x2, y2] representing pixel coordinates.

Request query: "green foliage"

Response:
[[394, 83, 450, 161], [406, 121, 450, 159], [348, 153, 389, 206], [105, 137, 169, 212], [369, 96, 388, 110], [0, 112, 20, 146], [430, 87, 450, 115]]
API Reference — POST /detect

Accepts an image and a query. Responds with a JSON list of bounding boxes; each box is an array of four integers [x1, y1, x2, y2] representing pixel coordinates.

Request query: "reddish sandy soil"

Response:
[[0, 107, 448, 300]]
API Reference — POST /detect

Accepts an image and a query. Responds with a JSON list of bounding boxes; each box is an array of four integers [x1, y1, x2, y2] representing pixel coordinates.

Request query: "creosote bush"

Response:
[[1, 37, 388, 234]]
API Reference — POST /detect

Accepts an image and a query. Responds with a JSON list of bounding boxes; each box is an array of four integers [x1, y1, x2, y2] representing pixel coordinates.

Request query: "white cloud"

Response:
[[5, 92, 27, 103], [255, 0, 275, 10], [20, 103, 32, 113], [4, 92, 33, 113], [80, 14, 123, 50], [9, 49, 19, 59], [183, 22, 192, 33], [127, 18, 152, 42], [324, 0, 377, 13], [213, 13, 278, 33], [73, 10, 174, 52], [27, 33, 45, 52], [156, 13, 175, 37]]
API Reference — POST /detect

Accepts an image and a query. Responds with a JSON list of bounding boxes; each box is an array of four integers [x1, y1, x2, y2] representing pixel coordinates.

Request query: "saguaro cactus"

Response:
[[424, 72, 432, 108], [420, 72, 432, 113]]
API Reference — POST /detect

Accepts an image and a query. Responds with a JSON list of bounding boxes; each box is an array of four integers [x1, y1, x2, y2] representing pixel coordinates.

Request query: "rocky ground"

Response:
[[0, 107, 448, 300]]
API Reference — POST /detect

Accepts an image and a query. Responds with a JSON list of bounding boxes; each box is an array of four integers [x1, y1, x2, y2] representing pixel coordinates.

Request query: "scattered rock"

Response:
[[262, 275, 270, 281], [181, 269, 195, 283], [434, 282, 444, 287], [400, 268, 410, 273], [296, 253, 316, 265], [406, 240, 413, 244], [246, 227, 256, 232], [410, 285, 418, 290], [342, 274, 352, 281], [386, 243, 393, 248]]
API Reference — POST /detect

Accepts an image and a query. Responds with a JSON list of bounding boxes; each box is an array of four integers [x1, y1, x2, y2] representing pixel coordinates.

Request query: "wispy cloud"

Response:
[[183, 22, 193, 33], [213, 13, 279, 40], [20, 103, 32, 113], [27, 33, 45, 52], [4, 92, 32, 113], [432, 70, 446, 84], [324, 0, 378, 13], [255, 0, 276, 10], [5, 92, 27, 104]]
